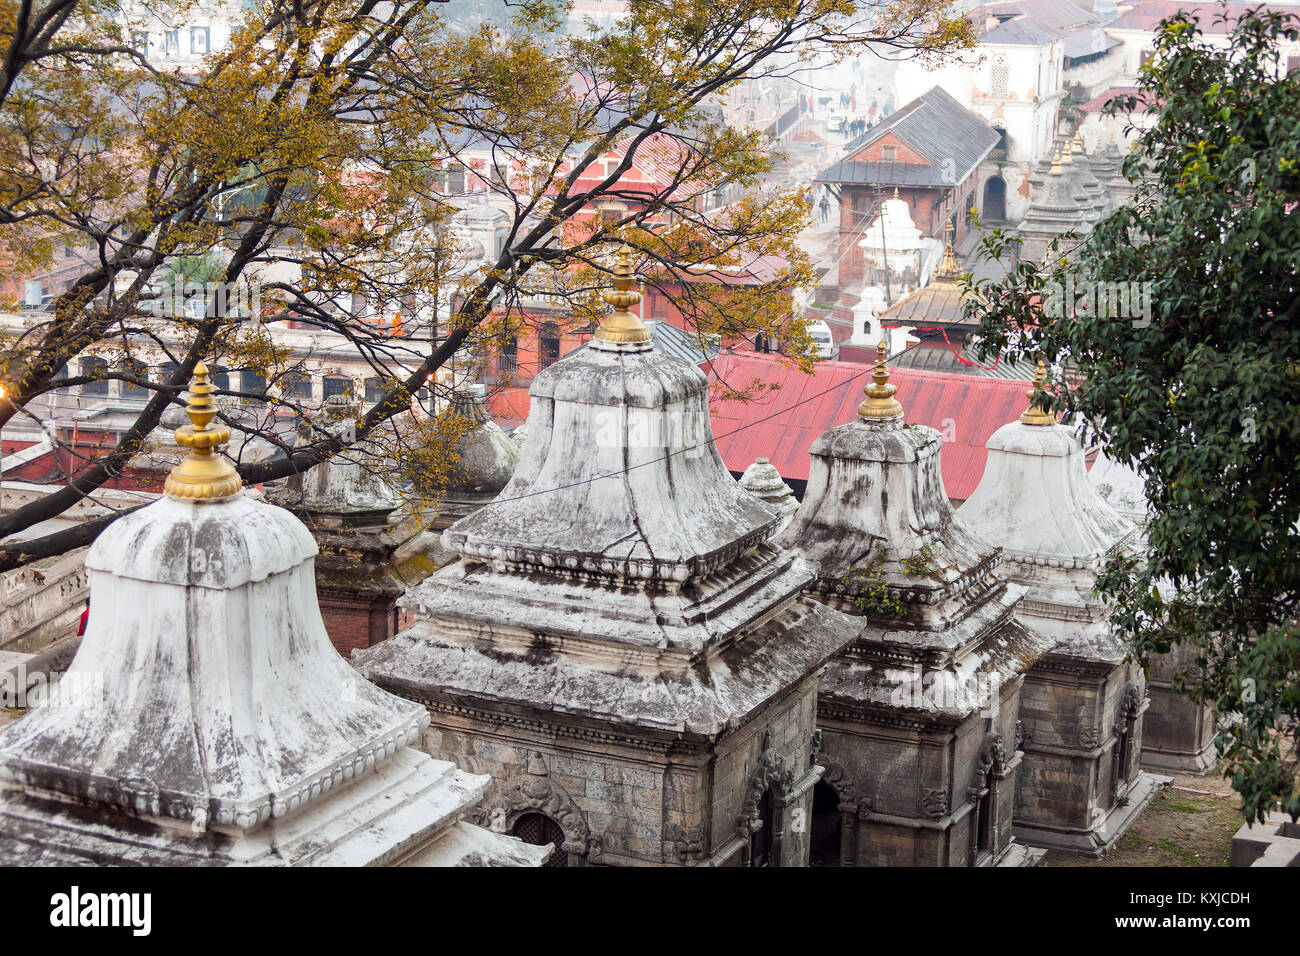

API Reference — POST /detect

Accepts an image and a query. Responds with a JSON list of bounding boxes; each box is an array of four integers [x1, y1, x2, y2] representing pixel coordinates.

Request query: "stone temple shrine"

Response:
[[780, 344, 1051, 866], [960, 364, 1167, 855], [353, 248, 860, 866], [0, 365, 546, 866]]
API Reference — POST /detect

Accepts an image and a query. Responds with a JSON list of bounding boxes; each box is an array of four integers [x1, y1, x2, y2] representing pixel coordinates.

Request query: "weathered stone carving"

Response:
[[920, 788, 950, 819], [737, 730, 797, 838], [483, 752, 592, 858]]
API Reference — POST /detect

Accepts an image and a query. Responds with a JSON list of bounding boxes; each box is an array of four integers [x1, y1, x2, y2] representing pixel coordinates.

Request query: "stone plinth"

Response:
[[1230, 813, 1300, 867]]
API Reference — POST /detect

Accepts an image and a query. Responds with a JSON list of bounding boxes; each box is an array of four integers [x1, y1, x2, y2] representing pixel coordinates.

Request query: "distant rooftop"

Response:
[[815, 86, 999, 189]]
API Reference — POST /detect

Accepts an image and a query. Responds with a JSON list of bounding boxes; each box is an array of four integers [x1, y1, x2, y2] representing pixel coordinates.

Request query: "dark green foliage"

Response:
[[965, 8, 1300, 822]]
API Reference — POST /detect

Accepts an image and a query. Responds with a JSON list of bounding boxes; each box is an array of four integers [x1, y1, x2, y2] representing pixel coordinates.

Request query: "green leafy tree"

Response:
[[968, 7, 1300, 821], [0, 0, 974, 569]]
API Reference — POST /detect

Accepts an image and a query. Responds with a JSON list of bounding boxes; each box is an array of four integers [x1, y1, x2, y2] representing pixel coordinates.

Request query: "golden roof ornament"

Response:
[[858, 341, 904, 421], [164, 361, 243, 500], [594, 245, 651, 345], [1020, 360, 1056, 425], [1050, 148, 1062, 175], [937, 221, 961, 280], [1072, 130, 1085, 154]]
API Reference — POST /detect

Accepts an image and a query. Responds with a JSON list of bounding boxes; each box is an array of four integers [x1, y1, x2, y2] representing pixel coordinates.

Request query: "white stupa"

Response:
[[858, 192, 938, 294], [849, 286, 888, 346], [0, 364, 547, 866], [959, 362, 1167, 855], [737, 457, 799, 531]]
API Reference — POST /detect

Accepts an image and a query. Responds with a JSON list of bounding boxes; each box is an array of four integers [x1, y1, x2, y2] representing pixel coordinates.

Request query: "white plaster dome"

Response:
[[0, 491, 427, 830], [960, 421, 1135, 566], [442, 339, 779, 583]]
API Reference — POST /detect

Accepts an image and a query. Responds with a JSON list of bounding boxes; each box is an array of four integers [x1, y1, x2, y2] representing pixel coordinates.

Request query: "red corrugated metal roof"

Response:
[[706, 353, 1034, 500], [487, 351, 1038, 501]]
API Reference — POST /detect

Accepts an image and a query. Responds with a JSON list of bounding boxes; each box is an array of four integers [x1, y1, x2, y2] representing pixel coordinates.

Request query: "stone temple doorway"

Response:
[[749, 788, 775, 866], [512, 813, 568, 868], [983, 175, 1007, 222], [809, 779, 843, 866]]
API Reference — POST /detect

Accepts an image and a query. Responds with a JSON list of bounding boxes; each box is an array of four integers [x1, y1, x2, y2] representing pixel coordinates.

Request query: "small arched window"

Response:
[[511, 813, 568, 868]]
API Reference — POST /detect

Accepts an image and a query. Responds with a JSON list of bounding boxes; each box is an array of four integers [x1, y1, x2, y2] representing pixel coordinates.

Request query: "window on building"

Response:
[[364, 377, 385, 403], [22, 280, 42, 308], [130, 31, 148, 54], [191, 26, 210, 55], [120, 359, 148, 399], [156, 361, 180, 386], [1288, 56, 1300, 75], [1139, 49, 1154, 67], [498, 335, 518, 373], [81, 357, 109, 397], [281, 372, 314, 402], [991, 57, 1009, 98], [240, 370, 267, 403], [164, 28, 180, 56], [323, 375, 352, 401], [538, 324, 561, 370], [880, 145, 897, 161], [211, 366, 230, 392], [437, 166, 466, 194]]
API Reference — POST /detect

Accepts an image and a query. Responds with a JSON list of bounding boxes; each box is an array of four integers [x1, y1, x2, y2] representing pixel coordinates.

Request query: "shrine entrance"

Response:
[[809, 779, 843, 866], [748, 789, 775, 867], [512, 813, 569, 868]]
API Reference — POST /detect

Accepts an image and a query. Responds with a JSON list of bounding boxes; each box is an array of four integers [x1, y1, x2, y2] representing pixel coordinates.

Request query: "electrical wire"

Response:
[[483, 327, 952, 504]]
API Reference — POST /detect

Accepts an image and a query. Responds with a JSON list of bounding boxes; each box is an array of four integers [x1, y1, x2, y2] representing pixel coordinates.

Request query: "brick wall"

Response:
[[318, 591, 397, 656]]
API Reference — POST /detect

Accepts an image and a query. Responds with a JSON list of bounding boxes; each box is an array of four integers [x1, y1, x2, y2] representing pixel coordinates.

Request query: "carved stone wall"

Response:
[[815, 675, 1027, 867], [1014, 656, 1159, 854], [1142, 641, 1218, 774], [415, 673, 823, 867]]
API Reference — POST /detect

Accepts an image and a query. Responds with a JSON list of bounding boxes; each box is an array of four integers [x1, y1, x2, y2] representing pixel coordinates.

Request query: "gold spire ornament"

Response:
[[858, 342, 904, 421], [1050, 148, 1062, 175], [937, 221, 961, 280], [1020, 360, 1056, 425], [594, 245, 651, 345], [164, 362, 244, 500]]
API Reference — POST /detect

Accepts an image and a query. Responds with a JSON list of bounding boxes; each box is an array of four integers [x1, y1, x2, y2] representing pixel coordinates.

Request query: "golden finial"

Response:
[[1061, 140, 1073, 166], [858, 341, 904, 421], [937, 220, 961, 280], [1072, 130, 1084, 154], [594, 245, 650, 345], [164, 362, 243, 500], [1019, 360, 1055, 425], [1050, 148, 1062, 174], [892, 186, 900, 201]]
